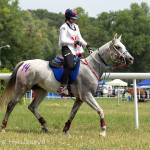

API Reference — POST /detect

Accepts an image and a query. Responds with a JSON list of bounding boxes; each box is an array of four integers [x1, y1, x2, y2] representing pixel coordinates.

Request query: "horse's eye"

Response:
[[115, 46, 120, 49]]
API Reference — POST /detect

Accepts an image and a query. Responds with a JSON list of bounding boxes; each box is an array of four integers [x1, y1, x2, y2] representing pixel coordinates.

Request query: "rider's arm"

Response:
[[59, 27, 74, 46]]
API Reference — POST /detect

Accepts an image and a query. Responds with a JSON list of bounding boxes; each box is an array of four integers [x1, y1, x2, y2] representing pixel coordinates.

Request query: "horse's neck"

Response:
[[85, 42, 111, 79], [98, 41, 111, 63]]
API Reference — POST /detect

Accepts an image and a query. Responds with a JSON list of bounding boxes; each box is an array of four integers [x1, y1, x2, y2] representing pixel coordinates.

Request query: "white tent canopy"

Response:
[[106, 79, 128, 86]]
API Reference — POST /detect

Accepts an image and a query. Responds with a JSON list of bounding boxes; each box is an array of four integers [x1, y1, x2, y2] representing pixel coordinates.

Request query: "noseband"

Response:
[[108, 44, 128, 65]]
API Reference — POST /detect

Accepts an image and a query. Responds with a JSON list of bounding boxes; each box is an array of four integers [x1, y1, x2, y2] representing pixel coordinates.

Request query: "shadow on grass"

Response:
[[6, 129, 52, 135]]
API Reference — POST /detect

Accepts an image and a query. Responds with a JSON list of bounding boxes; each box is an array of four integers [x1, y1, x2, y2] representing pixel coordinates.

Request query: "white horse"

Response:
[[0, 33, 134, 137]]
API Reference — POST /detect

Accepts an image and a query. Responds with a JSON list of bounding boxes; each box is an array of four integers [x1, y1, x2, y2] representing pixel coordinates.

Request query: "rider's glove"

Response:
[[86, 44, 93, 54], [74, 41, 82, 47]]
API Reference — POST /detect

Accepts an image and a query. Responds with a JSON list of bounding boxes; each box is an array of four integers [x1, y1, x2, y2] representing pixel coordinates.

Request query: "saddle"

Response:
[[49, 55, 80, 69], [49, 55, 80, 84]]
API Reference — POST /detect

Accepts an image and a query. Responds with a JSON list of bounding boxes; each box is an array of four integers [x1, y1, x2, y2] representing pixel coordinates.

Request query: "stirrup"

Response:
[[57, 86, 69, 96]]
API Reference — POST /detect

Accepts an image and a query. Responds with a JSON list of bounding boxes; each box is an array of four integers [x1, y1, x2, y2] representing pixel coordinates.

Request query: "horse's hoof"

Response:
[[65, 130, 71, 136], [0, 129, 5, 134], [99, 132, 106, 137], [41, 127, 48, 133]]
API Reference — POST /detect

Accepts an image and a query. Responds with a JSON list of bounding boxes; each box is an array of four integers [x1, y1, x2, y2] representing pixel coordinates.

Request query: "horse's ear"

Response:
[[113, 33, 117, 40], [112, 33, 117, 44], [118, 34, 122, 41]]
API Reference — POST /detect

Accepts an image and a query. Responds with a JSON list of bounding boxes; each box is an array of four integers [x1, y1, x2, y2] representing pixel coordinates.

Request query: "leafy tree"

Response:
[[0, 0, 25, 70], [96, 2, 150, 72], [0, 1, 150, 73], [30, 9, 64, 28], [128, 2, 150, 72]]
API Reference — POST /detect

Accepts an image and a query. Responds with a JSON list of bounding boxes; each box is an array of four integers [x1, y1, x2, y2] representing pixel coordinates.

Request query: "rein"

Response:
[[90, 51, 126, 70], [106, 64, 126, 70], [80, 58, 99, 82]]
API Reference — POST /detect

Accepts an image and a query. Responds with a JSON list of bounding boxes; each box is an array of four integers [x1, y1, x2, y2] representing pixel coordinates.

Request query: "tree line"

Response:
[[0, 0, 150, 72]]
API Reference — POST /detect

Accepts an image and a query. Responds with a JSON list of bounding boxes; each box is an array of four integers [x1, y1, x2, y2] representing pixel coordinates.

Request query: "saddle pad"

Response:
[[50, 61, 80, 84]]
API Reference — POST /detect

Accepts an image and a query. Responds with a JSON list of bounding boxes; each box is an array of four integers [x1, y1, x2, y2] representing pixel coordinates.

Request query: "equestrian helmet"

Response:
[[65, 8, 79, 20]]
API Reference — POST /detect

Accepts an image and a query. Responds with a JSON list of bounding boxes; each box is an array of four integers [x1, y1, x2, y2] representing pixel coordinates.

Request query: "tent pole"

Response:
[[117, 87, 119, 106]]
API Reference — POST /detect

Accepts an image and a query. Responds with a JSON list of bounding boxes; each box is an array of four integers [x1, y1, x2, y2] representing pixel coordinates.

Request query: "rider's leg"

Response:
[[57, 46, 74, 94]]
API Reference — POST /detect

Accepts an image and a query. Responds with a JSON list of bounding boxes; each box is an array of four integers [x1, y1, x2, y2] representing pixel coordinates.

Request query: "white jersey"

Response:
[[59, 21, 87, 55]]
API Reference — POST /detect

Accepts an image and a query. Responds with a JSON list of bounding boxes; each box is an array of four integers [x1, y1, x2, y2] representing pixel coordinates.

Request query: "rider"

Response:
[[57, 8, 93, 95]]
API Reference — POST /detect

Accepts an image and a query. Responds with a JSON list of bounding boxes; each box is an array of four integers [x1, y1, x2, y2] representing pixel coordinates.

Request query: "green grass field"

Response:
[[0, 98, 150, 150]]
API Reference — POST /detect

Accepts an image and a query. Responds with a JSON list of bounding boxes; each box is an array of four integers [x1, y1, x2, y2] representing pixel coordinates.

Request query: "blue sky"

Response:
[[18, 0, 150, 18]]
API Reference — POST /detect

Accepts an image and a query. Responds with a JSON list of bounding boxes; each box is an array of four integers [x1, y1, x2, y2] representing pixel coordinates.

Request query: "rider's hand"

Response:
[[74, 41, 82, 47], [86, 44, 93, 54], [89, 50, 93, 54]]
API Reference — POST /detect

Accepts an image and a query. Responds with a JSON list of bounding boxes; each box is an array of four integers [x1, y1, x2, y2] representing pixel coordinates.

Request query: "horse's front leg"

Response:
[[84, 93, 106, 137], [63, 98, 83, 136]]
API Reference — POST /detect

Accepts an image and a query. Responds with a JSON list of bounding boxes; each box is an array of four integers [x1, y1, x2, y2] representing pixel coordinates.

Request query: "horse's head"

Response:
[[109, 33, 134, 66]]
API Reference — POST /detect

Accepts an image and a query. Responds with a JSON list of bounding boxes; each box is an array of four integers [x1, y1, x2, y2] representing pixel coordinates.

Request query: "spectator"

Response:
[[108, 87, 111, 97]]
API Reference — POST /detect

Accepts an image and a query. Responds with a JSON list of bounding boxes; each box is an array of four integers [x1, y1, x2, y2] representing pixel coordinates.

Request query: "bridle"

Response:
[[108, 42, 128, 65], [90, 41, 128, 70]]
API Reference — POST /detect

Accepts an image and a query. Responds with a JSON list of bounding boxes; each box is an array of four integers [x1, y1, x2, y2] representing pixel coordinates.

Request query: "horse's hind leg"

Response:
[[28, 87, 48, 132], [1, 91, 26, 132], [63, 98, 83, 135]]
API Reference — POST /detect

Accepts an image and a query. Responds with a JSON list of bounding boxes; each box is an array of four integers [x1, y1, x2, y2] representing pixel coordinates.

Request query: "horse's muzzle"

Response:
[[120, 55, 134, 66], [126, 56, 134, 65]]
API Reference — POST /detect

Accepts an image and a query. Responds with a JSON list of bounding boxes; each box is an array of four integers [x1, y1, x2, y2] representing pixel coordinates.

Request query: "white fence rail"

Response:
[[101, 73, 150, 79], [101, 73, 150, 129], [0, 73, 11, 79], [1, 72, 150, 129]]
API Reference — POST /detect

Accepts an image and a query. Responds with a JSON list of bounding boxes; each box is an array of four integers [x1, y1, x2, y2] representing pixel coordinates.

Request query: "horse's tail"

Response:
[[0, 61, 24, 109]]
